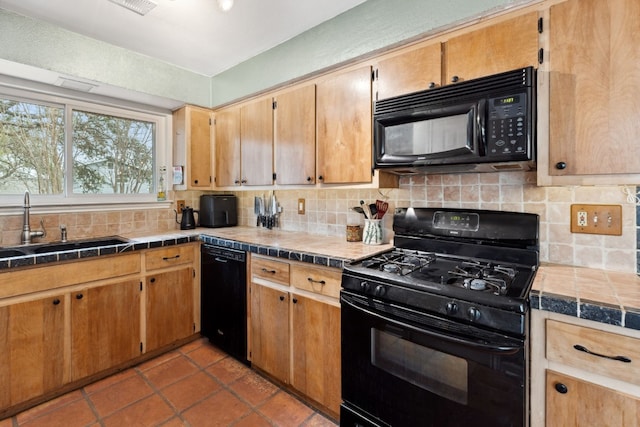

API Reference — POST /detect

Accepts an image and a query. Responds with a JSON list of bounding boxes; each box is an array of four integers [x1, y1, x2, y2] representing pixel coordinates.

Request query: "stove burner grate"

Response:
[[447, 260, 517, 295], [362, 250, 437, 276]]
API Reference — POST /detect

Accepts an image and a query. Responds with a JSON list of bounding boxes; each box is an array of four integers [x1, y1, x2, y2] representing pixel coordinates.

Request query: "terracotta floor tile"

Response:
[[15, 390, 84, 424], [178, 337, 208, 354], [228, 371, 279, 406], [258, 391, 314, 427], [232, 410, 272, 427], [142, 355, 199, 389], [102, 394, 174, 427], [19, 398, 97, 427], [0, 419, 11, 427], [206, 356, 252, 385], [88, 374, 154, 417], [137, 350, 182, 372], [84, 368, 137, 394], [304, 413, 339, 426], [182, 389, 251, 427], [159, 417, 189, 427], [185, 343, 227, 368], [160, 371, 221, 412]]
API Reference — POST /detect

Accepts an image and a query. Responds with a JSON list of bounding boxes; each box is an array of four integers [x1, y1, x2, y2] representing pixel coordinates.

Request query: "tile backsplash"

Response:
[[1, 171, 637, 274]]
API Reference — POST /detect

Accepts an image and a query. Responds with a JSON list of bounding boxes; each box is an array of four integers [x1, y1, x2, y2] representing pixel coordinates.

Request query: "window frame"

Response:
[[0, 84, 172, 211]]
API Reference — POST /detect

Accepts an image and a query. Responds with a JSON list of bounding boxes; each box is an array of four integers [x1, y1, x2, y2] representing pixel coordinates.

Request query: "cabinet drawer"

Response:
[[546, 319, 640, 386], [251, 256, 290, 286], [145, 245, 194, 271], [291, 264, 341, 299]]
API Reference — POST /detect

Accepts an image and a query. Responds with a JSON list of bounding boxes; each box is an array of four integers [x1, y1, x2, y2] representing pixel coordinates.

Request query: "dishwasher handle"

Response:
[[201, 244, 246, 263]]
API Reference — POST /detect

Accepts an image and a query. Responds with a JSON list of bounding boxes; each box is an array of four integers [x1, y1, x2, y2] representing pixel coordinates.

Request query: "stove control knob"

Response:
[[446, 302, 458, 315], [468, 307, 481, 322], [374, 285, 386, 296], [360, 282, 370, 292]]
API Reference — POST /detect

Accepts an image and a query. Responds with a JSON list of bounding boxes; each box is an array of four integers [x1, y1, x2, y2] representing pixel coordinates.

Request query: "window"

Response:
[[0, 86, 169, 205]]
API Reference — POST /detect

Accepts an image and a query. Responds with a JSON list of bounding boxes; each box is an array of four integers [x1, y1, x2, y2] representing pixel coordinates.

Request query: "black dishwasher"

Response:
[[201, 244, 248, 365]]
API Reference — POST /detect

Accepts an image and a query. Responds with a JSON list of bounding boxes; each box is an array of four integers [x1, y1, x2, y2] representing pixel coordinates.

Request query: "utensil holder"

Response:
[[363, 219, 383, 245]]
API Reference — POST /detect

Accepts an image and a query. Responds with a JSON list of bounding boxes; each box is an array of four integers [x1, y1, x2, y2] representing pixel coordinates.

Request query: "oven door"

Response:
[[340, 291, 528, 427]]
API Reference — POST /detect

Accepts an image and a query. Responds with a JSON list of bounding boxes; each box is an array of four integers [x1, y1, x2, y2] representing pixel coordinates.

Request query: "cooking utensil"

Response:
[[376, 199, 389, 219], [360, 200, 372, 219], [369, 203, 378, 219], [352, 206, 365, 215]]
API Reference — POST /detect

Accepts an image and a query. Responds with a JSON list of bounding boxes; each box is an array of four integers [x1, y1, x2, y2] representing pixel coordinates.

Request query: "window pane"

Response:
[[0, 99, 65, 194], [72, 110, 154, 194]]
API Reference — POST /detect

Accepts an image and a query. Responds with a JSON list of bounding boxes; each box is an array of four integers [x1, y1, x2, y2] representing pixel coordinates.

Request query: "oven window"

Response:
[[384, 113, 470, 156], [371, 328, 468, 405]]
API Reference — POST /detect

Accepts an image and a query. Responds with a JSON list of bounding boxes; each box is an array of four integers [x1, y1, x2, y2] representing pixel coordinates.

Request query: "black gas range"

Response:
[[340, 207, 539, 427]]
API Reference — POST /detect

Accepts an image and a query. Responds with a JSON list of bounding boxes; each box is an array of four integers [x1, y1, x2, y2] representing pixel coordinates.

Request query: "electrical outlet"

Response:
[[176, 199, 186, 214], [570, 204, 622, 236], [298, 198, 305, 215]]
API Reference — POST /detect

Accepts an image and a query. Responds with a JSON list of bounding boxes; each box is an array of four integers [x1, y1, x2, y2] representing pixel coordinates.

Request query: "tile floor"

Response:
[[0, 338, 338, 427]]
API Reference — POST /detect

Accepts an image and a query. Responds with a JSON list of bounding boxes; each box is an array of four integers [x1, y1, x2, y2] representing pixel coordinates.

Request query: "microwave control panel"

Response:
[[486, 94, 528, 157]]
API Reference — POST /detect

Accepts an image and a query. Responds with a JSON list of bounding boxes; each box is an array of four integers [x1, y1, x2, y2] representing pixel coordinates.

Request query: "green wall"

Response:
[[0, 0, 528, 108]]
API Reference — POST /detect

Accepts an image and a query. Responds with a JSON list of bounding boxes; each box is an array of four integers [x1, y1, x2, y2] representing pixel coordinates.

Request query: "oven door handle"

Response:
[[342, 297, 521, 354]]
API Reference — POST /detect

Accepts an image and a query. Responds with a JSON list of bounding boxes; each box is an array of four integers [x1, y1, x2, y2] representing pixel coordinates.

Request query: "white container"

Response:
[[363, 219, 383, 245]]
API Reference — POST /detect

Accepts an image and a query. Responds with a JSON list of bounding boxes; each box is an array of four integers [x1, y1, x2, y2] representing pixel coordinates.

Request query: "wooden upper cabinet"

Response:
[[174, 105, 213, 189], [240, 97, 274, 186], [375, 42, 442, 100], [445, 11, 539, 84], [214, 106, 241, 187], [547, 0, 640, 178], [274, 85, 316, 185], [317, 65, 373, 184]]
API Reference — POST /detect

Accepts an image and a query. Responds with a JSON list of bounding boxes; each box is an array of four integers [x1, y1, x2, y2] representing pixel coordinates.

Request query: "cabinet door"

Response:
[[71, 279, 141, 380], [546, 370, 640, 427], [317, 65, 373, 184], [250, 283, 289, 383], [445, 12, 539, 84], [291, 294, 341, 414], [146, 267, 194, 352], [375, 42, 442, 100], [187, 106, 213, 189], [548, 0, 640, 177], [241, 97, 274, 186], [274, 85, 316, 185], [215, 106, 241, 187], [0, 295, 65, 408]]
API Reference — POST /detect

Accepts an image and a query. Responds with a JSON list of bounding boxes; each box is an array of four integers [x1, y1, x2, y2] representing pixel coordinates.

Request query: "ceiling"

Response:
[[0, 0, 368, 77]]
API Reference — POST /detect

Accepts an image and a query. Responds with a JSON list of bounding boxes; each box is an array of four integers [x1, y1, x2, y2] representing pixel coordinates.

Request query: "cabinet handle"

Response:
[[52, 298, 61, 305], [451, 75, 460, 83], [261, 268, 276, 274], [428, 82, 437, 89], [279, 295, 285, 301], [573, 344, 631, 363], [150, 278, 156, 283], [241, 179, 247, 184], [75, 293, 83, 300], [307, 277, 326, 285], [234, 180, 241, 184], [162, 254, 180, 261], [554, 382, 568, 394], [555, 161, 567, 170], [292, 298, 298, 304]]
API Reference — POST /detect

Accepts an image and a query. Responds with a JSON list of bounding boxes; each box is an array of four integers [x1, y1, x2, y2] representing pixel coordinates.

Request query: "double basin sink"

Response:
[[0, 236, 130, 258]]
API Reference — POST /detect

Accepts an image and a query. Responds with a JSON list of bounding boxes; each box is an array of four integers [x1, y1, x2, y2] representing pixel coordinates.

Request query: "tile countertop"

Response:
[[531, 263, 640, 331]]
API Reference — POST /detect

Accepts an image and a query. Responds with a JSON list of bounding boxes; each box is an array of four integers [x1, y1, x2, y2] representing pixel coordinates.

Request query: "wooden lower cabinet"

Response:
[[250, 284, 290, 383], [291, 293, 341, 414], [71, 279, 142, 381], [546, 370, 640, 427], [0, 294, 65, 408], [145, 267, 195, 352]]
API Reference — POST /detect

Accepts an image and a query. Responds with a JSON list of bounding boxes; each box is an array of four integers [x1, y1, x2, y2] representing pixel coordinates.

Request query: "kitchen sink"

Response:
[[0, 236, 130, 257]]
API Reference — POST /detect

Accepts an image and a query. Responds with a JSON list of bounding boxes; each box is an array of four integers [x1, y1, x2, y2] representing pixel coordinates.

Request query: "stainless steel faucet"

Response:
[[21, 190, 46, 244]]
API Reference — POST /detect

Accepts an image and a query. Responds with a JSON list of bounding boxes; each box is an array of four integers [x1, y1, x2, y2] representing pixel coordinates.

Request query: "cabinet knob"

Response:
[[428, 82, 437, 89], [451, 75, 460, 83], [53, 298, 61, 305], [318, 175, 324, 181], [306, 176, 312, 182], [150, 277, 156, 283], [241, 179, 247, 184], [279, 295, 285, 301], [75, 293, 83, 300], [292, 298, 298, 304], [194, 179, 199, 184], [234, 180, 240, 184], [554, 382, 568, 394], [555, 161, 567, 170]]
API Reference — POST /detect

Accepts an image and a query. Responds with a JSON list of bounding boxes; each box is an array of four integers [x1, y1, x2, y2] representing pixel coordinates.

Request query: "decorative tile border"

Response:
[[200, 235, 349, 269]]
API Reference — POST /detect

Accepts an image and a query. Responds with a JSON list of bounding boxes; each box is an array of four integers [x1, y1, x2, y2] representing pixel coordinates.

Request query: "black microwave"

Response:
[[373, 67, 536, 174]]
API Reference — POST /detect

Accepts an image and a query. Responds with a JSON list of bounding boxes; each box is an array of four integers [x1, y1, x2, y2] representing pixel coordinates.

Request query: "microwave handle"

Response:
[[476, 99, 487, 154]]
